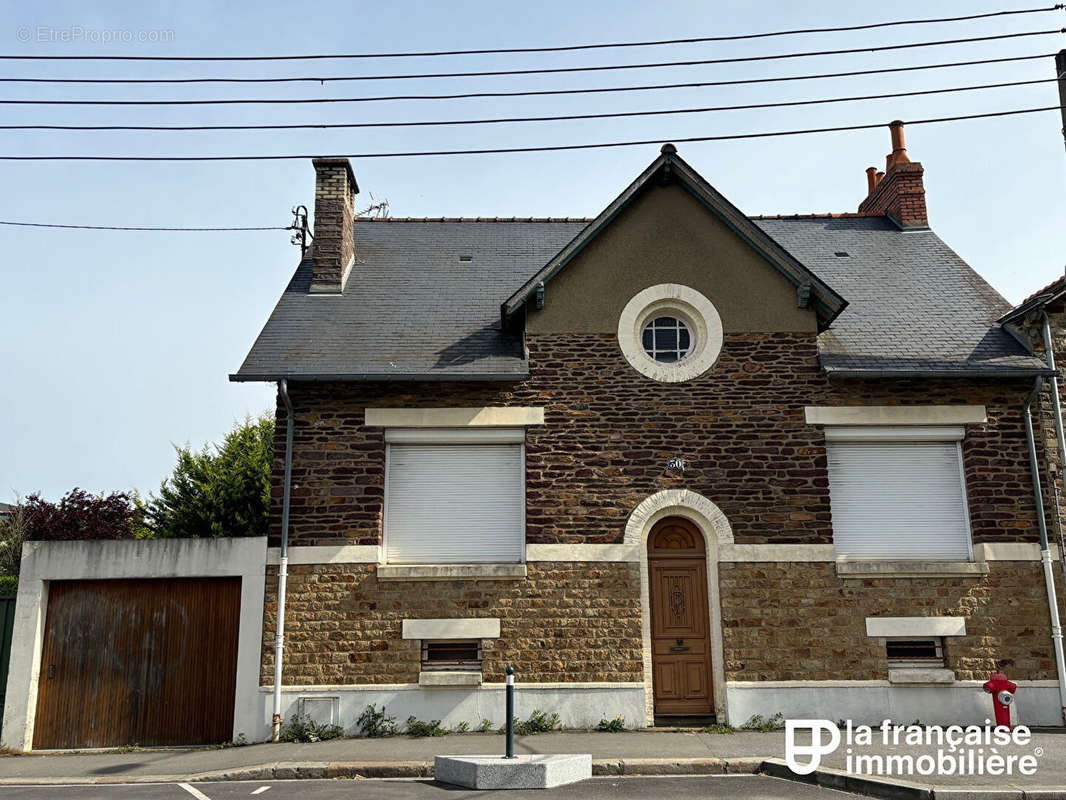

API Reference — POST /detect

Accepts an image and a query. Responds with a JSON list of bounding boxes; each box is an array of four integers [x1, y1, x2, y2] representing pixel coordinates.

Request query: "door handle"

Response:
[[47, 664, 55, 680]]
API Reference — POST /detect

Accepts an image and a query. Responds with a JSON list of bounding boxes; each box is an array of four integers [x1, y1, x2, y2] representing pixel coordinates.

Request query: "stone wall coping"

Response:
[[257, 681, 646, 692], [263, 542, 1049, 565], [267, 545, 379, 565], [726, 679, 1060, 688]]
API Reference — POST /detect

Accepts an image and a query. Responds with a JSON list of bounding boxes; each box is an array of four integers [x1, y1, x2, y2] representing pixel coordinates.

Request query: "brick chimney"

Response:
[[857, 121, 928, 228], [310, 157, 359, 293]]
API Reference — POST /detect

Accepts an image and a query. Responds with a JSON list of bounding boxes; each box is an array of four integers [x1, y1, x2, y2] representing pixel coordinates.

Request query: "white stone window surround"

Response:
[[617, 284, 724, 383], [402, 618, 501, 639], [366, 407, 545, 428], [804, 406, 987, 426], [867, 617, 966, 686], [866, 617, 967, 638], [404, 619, 499, 688]]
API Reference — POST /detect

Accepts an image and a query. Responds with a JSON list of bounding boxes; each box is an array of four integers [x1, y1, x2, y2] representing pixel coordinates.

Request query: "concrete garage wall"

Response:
[[2, 537, 267, 751]]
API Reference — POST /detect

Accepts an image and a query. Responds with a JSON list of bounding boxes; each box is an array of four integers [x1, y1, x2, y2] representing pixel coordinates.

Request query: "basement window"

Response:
[[886, 638, 945, 668], [422, 640, 482, 671]]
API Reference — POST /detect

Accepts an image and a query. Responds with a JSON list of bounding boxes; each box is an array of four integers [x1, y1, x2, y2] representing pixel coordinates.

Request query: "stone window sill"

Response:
[[888, 668, 956, 685], [836, 560, 989, 579], [419, 671, 483, 687], [377, 564, 527, 582]]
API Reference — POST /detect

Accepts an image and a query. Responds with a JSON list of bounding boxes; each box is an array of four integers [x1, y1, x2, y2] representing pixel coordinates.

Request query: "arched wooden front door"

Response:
[[648, 516, 714, 716]]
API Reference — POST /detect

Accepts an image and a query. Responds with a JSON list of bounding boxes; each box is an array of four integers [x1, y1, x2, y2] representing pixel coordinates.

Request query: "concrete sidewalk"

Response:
[[0, 729, 1063, 796]]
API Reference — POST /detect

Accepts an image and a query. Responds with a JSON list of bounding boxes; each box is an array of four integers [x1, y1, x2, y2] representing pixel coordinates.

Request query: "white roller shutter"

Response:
[[384, 437, 524, 564], [826, 438, 972, 560]]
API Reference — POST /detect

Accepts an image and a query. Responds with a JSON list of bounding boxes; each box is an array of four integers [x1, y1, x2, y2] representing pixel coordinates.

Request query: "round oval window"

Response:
[[641, 315, 692, 363]]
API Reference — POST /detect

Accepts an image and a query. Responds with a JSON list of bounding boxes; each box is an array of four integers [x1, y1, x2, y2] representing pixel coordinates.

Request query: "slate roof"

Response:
[[753, 216, 1047, 377], [233, 213, 1048, 381], [234, 220, 583, 380]]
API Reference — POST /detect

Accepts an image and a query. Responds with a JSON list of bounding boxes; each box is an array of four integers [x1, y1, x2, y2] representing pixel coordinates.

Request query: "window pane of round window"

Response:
[[641, 316, 691, 363]]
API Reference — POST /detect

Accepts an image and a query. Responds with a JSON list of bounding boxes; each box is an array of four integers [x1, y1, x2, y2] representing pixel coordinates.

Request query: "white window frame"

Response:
[[824, 425, 974, 562], [382, 427, 526, 565], [617, 283, 723, 383]]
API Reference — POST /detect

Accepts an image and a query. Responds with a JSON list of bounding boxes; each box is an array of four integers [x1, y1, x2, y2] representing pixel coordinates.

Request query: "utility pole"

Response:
[[1058, 50, 1066, 152]]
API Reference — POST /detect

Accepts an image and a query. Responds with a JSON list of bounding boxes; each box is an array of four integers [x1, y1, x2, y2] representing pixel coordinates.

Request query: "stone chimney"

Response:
[[857, 121, 928, 227], [310, 157, 359, 293]]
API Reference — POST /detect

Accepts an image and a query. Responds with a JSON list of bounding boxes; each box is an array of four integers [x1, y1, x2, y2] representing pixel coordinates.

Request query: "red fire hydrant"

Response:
[[983, 671, 1017, 729]]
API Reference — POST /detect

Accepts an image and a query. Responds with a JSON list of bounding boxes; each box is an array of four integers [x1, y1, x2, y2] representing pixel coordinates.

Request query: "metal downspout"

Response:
[[1023, 376, 1066, 723], [272, 379, 294, 742], [1042, 312, 1066, 572]]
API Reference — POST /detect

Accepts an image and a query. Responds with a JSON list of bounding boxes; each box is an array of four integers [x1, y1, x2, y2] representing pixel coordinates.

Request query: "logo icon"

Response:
[[785, 719, 841, 775]]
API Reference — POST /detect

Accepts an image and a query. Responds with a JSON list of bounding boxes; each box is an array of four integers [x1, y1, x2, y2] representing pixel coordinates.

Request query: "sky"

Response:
[[0, 1, 1064, 504]]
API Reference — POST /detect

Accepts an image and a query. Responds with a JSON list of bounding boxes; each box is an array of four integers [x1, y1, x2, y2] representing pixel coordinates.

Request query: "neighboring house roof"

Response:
[[232, 154, 1049, 382], [753, 216, 1048, 377], [502, 146, 847, 330], [998, 272, 1066, 325]]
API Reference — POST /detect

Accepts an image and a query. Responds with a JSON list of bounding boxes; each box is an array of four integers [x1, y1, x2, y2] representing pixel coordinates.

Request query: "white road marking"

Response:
[[251, 787, 271, 795], [178, 783, 213, 800]]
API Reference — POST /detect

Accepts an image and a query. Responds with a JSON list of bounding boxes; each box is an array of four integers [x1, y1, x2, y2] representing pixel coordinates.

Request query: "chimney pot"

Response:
[[865, 167, 878, 194], [309, 157, 358, 293], [857, 122, 926, 226], [888, 120, 910, 166]]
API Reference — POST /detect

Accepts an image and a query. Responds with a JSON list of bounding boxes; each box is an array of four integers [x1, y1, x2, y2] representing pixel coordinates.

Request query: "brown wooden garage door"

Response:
[[33, 577, 241, 749]]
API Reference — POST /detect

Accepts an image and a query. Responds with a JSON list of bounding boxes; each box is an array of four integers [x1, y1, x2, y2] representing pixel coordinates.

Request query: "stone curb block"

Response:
[[619, 757, 727, 775]]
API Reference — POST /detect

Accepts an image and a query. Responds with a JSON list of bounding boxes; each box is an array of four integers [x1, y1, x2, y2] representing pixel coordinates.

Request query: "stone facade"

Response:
[[269, 333, 1044, 550], [720, 561, 1060, 682], [260, 327, 1059, 696], [261, 562, 643, 686]]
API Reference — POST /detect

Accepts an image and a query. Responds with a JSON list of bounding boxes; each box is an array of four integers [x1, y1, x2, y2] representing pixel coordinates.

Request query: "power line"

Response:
[[0, 52, 1054, 94], [0, 221, 290, 231], [0, 30, 1060, 97], [2, 6, 1062, 60], [2, 78, 1055, 132], [0, 106, 1054, 160]]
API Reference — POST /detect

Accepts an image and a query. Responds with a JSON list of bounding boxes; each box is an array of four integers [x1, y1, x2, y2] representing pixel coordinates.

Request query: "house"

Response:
[[4, 124, 1064, 752], [227, 122, 1066, 732]]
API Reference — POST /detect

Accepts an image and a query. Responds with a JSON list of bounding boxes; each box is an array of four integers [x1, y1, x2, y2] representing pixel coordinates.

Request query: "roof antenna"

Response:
[[289, 205, 311, 257], [358, 193, 390, 219]]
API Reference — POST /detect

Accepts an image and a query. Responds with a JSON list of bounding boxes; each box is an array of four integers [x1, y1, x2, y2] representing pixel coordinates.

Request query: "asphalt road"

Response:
[[0, 776, 852, 799]]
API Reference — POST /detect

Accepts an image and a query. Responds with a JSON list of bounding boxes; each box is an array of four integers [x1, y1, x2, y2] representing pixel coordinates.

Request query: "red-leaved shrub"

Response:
[[22, 489, 144, 541]]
